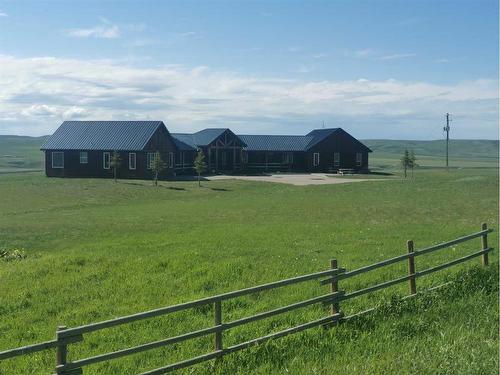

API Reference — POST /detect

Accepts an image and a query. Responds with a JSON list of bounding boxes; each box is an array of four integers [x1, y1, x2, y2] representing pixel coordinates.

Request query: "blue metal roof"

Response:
[[238, 134, 313, 151], [192, 128, 228, 146], [171, 128, 246, 149], [41, 121, 166, 151], [171, 133, 197, 151], [305, 128, 340, 148]]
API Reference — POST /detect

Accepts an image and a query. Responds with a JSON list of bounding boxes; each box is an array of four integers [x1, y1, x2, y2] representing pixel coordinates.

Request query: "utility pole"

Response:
[[443, 113, 451, 169]]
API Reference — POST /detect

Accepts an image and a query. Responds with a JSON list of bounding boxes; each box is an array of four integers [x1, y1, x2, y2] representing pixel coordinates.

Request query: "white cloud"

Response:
[[0, 11, 7, 17], [378, 53, 417, 60], [66, 19, 120, 39], [177, 31, 197, 38], [435, 58, 450, 63], [348, 49, 375, 58], [312, 53, 328, 59], [0, 54, 497, 138]]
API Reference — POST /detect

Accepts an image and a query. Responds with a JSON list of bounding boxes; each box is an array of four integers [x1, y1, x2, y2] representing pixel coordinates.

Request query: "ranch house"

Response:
[[41, 121, 371, 178]]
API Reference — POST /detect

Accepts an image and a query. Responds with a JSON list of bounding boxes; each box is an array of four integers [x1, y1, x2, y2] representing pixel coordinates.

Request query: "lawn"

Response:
[[0, 164, 498, 374]]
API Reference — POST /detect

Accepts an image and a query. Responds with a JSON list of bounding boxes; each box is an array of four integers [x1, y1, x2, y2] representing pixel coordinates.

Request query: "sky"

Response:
[[0, 0, 498, 139]]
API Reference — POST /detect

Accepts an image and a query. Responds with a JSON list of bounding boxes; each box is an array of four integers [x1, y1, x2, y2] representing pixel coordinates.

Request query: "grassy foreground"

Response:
[[0, 166, 498, 374]]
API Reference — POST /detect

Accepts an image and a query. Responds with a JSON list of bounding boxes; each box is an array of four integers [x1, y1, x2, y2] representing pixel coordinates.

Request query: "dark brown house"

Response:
[[42, 121, 371, 179], [171, 128, 371, 174], [41, 121, 177, 179]]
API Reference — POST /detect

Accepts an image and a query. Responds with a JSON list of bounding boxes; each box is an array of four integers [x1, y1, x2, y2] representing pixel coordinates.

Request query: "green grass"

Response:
[[0, 134, 498, 173], [364, 139, 499, 170], [0, 166, 498, 374], [0, 135, 47, 173]]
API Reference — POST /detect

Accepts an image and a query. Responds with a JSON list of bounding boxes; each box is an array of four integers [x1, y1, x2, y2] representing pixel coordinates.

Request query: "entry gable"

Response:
[[194, 128, 247, 148]]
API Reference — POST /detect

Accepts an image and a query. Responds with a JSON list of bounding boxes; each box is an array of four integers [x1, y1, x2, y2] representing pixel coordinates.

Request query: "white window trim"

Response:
[[313, 152, 320, 166], [103, 152, 110, 169], [147, 152, 156, 170], [356, 152, 362, 166], [129, 152, 136, 170], [283, 152, 293, 164], [52, 152, 64, 169], [334, 152, 340, 167], [79, 151, 88, 164], [168, 152, 174, 168]]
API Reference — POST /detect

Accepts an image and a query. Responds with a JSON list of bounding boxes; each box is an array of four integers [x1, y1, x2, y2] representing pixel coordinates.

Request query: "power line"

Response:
[[443, 113, 451, 169]]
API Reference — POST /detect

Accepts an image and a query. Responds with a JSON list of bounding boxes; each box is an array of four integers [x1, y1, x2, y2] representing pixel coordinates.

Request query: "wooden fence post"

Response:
[[214, 301, 223, 352], [407, 240, 417, 295], [481, 223, 489, 266], [55, 326, 67, 375], [330, 259, 340, 319]]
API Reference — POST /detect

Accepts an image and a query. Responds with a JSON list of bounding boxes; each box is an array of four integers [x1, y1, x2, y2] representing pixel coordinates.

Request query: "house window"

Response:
[[129, 153, 136, 170], [52, 152, 64, 168], [79, 152, 88, 164], [283, 152, 293, 164], [103, 152, 110, 169], [168, 152, 174, 168], [356, 152, 362, 166], [221, 151, 227, 166], [313, 153, 320, 166], [334, 152, 340, 167], [147, 152, 156, 169], [241, 150, 248, 163]]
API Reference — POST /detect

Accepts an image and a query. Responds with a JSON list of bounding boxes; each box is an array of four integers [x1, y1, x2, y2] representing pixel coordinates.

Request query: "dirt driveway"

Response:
[[207, 173, 381, 186]]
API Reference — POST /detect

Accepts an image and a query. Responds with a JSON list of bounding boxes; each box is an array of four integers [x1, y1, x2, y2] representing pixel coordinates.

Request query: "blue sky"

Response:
[[0, 0, 498, 139]]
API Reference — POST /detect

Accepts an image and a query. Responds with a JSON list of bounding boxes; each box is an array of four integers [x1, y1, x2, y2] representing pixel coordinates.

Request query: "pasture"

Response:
[[0, 138, 498, 374]]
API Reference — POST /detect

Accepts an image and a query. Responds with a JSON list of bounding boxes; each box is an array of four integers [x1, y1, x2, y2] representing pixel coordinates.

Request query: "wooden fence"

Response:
[[0, 223, 494, 374]]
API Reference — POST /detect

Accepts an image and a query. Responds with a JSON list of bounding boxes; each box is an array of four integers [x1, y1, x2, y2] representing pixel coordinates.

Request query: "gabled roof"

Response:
[[238, 134, 313, 151], [40, 121, 166, 151], [171, 128, 246, 149], [192, 128, 228, 146], [306, 128, 340, 149], [171, 133, 197, 151]]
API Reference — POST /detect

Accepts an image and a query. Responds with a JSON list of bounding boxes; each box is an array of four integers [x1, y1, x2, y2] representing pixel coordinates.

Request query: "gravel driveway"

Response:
[[207, 173, 379, 186]]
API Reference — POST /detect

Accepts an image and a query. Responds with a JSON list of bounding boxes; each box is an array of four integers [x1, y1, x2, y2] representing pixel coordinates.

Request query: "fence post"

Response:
[[55, 326, 67, 375], [330, 259, 342, 326], [481, 223, 489, 266], [407, 240, 417, 295], [214, 301, 223, 352]]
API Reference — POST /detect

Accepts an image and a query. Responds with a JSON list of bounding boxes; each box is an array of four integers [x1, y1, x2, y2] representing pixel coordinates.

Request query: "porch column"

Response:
[[215, 144, 219, 172]]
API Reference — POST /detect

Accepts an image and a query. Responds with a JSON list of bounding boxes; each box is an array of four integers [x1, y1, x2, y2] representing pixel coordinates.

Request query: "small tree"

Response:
[[150, 150, 166, 186], [401, 149, 411, 178], [409, 149, 418, 177], [110, 151, 122, 183], [193, 149, 207, 187]]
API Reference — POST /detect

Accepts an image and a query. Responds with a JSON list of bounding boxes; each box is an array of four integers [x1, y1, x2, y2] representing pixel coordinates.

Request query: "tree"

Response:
[[193, 149, 207, 187], [401, 149, 411, 178], [150, 150, 166, 186], [409, 149, 418, 177], [110, 151, 122, 183]]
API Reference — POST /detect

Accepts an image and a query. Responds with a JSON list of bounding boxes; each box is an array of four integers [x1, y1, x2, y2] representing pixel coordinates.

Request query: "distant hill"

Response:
[[363, 139, 499, 169], [364, 139, 499, 159], [0, 135, 497, 173], [0, 135, 49, 172]]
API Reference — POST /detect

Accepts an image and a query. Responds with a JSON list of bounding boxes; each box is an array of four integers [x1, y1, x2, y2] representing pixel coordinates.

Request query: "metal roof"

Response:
[[171, 128, 246, 149], [192, 128, 228, 146], [305, 128, 340, 148], [170, 133, 197, 151], [41, 121, 165, 151], [238, 134, 313, 151]]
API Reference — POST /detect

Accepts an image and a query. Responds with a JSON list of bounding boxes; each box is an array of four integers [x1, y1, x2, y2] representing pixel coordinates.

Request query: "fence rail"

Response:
[[0, 223, 494, 375]]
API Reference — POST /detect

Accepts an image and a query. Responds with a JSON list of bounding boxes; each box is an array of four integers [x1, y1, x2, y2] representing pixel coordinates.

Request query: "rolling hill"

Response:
[[0, 135, 497, 173]]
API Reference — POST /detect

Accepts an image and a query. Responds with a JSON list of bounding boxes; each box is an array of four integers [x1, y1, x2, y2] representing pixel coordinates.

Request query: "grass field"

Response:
[[0, 136, 498, 373], [0, 157, 498, 374], [0, 135, 498, 173]]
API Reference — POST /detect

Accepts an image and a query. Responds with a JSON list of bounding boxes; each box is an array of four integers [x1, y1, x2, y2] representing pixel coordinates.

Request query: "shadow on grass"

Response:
[[210, 187, 231, 192]]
